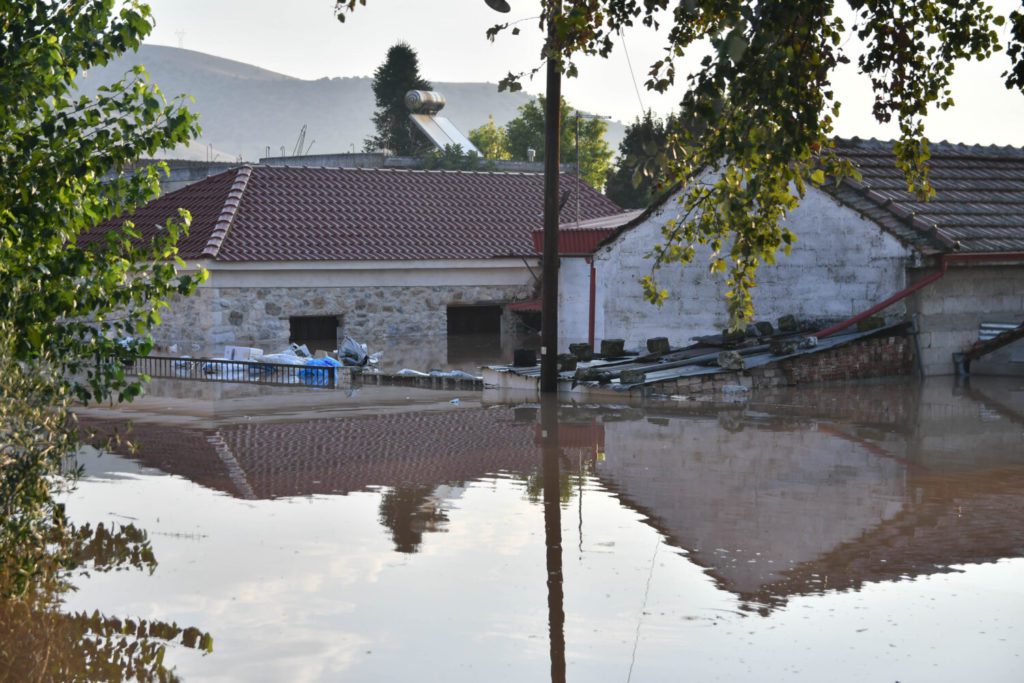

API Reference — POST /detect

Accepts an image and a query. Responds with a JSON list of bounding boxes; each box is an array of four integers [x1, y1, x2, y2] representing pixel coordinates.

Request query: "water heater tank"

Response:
[[404, 90, 447, 114]]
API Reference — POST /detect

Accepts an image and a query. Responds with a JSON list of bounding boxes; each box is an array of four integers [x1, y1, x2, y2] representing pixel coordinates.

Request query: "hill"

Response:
[[78, 44, 625, 163]]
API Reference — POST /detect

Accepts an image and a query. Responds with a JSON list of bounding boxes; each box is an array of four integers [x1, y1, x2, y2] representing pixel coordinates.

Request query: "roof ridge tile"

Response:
[[201, 166, 253, 259]]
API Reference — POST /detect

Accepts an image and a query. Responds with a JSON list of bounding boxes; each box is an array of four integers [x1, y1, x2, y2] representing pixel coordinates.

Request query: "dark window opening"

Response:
[[289, 315, 340, 353], [447, 305, 502, 335]]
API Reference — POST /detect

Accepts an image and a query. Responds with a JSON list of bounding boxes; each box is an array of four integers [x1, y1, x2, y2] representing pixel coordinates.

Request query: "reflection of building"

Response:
[[82, 379, 1024, 605], [84, 406, 603, 553], [594, 380, 1024, 611]]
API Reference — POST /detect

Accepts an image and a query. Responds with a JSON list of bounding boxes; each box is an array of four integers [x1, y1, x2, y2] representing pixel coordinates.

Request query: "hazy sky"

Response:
[[144, 0, 1024, 145]]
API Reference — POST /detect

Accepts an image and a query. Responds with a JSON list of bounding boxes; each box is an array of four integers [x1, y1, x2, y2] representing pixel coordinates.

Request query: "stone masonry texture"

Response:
[[152, 283, 533, 355]]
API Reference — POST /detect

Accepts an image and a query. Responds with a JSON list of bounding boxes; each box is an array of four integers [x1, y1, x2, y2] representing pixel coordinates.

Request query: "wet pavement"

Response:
[[7, 377, 1024, 680]]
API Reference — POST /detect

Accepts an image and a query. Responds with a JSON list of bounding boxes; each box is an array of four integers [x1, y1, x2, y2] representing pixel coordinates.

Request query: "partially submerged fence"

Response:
[[127, 356, 340, 389]]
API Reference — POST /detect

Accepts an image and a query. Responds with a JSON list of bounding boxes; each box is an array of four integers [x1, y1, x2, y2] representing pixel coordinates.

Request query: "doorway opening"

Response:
[[446, 305, 503, 365]]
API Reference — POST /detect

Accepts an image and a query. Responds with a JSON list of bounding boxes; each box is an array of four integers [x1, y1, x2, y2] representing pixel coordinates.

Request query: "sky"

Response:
[[143, 0, 1024, 146]]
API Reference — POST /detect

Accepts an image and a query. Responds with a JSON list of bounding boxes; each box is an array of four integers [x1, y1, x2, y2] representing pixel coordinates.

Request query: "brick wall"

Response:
[[644, 334, 914, 397]]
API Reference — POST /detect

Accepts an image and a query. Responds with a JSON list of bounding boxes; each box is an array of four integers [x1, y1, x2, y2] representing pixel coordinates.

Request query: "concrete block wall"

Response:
[[908, 265, 1024, 376], [557, 257, 592, 349], [588, 187, 912, 351]]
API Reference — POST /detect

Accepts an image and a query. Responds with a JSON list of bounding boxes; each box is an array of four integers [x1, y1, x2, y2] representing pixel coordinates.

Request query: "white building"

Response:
[[551, 139, 1024, 376]]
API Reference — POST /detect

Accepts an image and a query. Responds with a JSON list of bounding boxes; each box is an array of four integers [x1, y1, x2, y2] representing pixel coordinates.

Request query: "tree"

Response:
[[1, 0, 202, 404], [1, 0, 200, 590], [469, 115, 512, 160], [365, 42, 432, 155], [504, 96, 613, 190], [604, 111, 680, 209], [337, 0, 1024, 329]]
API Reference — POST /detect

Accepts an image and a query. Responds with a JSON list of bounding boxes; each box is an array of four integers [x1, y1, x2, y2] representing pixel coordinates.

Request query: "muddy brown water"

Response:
[[6, 377, 1024, 681]]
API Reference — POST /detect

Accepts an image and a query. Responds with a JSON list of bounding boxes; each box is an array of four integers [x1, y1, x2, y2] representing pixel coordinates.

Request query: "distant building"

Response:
[[86, 164, 621, 360], [549, 138, 1024, 376]]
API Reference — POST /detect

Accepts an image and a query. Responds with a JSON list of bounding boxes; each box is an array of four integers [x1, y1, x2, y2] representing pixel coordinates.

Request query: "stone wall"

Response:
[[907, 264, 1024, 376], [153, 282, 534, 361], [584, 186, 912, 351]]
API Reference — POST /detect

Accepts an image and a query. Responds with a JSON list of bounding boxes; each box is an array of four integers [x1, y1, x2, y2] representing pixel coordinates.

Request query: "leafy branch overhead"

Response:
[[338, 1, 1023, 328]]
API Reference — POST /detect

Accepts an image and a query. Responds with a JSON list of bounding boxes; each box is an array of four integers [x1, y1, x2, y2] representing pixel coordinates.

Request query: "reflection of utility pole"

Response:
[[175, 30, 185, 49], [540, 396, 566, 683], [578, 451, 584, 553]]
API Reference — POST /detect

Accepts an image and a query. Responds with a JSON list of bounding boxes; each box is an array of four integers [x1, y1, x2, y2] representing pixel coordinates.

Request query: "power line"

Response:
[[619, 27, 646, 117]]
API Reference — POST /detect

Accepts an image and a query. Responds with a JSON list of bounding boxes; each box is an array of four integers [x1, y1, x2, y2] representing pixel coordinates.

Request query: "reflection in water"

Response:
[[540, 398, 566, 683], [378, 485, 452, 553], [0, 522, 212, 682], [56, 377, 1024, 680]]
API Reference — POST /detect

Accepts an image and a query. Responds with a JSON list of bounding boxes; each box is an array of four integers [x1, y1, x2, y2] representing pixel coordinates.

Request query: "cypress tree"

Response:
[[365, 43, 432, 156]]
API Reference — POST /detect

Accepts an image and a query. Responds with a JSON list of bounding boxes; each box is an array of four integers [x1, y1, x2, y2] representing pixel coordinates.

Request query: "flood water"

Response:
[[8, 377, 1024, 681]]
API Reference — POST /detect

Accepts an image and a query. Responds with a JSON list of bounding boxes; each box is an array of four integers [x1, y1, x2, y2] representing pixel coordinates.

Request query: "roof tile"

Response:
[[90, 165, 623, 262], [830, 138, 1024, 253]]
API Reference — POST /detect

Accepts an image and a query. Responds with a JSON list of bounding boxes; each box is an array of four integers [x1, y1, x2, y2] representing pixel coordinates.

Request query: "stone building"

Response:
[[87, 164, 622, 365], [550, 138, 1024, 376]]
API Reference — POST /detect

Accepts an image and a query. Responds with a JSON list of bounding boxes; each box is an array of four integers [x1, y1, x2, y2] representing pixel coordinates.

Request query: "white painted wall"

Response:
[[198, 257, 537, 288], [557, 257, 592, 348], [579, 186, 912, 351]]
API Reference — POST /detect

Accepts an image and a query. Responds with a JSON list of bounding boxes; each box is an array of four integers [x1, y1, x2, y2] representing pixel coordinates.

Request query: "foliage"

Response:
[[504, 96, 613, 191], [1, 331, 214, 675], [365, 42, 433, 155], [0, 0, 203, 403], [0, 332, 78, 597], [337, 0, 1020, 329], [420, 144, 488, 170], [378, 485, 450, 553], [1007, 6, 1024, 91], [604, 111, 681, 209], [469, 116, 512, 160], [0, 515, 214, 681]]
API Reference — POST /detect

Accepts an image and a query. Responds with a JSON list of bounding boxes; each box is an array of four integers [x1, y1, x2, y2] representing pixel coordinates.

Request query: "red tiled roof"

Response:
[[507, 299, 541, 312], [531, 210, 644, 255], [81, 168, 240, 259], [829, 138, 1024, 254], [89, 166, 624, 262], [598, 138, 1024, 256]]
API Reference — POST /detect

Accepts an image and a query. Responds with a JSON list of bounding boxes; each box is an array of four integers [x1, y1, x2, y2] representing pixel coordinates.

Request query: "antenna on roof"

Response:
[[292, 124, 308, 157]]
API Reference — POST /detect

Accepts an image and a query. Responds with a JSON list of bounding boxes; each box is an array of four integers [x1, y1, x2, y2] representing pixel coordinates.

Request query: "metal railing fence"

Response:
[[127, 356, 339, 388]]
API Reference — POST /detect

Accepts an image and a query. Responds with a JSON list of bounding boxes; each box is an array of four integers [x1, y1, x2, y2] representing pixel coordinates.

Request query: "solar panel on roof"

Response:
[[409, 114, 481, 155]]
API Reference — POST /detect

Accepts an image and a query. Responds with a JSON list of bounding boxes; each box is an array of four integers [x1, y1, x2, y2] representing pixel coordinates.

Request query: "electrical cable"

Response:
[[619, 27, 647, 116]]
